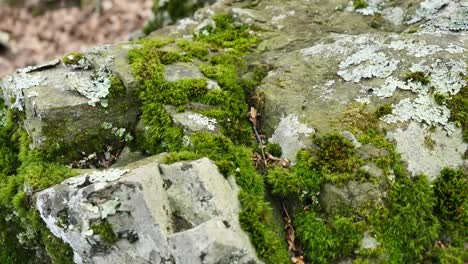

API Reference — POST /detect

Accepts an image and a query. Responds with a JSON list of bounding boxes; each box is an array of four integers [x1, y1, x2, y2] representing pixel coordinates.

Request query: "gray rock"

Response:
[[0, 46, 139, 156], [36, 156, 261, 264], [164, 105, 220, 135], [321, 180, 385, 215]]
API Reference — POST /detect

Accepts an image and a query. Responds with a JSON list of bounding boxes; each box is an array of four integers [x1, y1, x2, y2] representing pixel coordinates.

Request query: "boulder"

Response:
[[35, 156, 261, 264], [0, 44, 139, 160]]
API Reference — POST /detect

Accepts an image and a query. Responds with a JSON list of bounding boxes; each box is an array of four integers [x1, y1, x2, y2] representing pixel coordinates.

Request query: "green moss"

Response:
[[354, 0, 368, 9], [266, 167, 303, 198], [128, 38, 214, 154], [62, 52, 84, 65], [374, 104, 393, 118], [446, 85, 468, 142], [0, 106, 74, 263], [295, 211, 362, 263], [177, 40, 210, 61], [404, 71, 431, 85], [434, 93, 448, 105], [265, 143, 282, 157], [162, 151, 203, 164], [91, 220, 117, 245], [433, 168, 467, 244], [108, 76, 126, 99], [371, 175, 440, 262], [194, 14, 261, 53], [313, 133, 361, 174]]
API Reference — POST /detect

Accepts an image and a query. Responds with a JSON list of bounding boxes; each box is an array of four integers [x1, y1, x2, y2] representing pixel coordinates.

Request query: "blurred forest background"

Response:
[[0, 0, 154, 77]]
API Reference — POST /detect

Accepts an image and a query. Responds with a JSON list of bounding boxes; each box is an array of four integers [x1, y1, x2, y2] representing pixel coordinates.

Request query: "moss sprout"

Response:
[[354, 0, 368, 9], [265, 143, 282, 157], [62, 52, 84, 65], [108, 76, 126, 99], [404, 71, 431, 85], [446, 84, 467, 142], [91, 220, 117, 245], [374, 104, 393, 118]]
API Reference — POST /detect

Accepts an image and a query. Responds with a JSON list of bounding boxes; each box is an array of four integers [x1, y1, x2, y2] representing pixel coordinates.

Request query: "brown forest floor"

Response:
[[0, 0, 153, 77]]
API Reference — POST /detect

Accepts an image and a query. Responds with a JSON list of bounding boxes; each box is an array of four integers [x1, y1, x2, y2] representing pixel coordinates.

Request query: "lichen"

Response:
[[337, 47, 399, 83]]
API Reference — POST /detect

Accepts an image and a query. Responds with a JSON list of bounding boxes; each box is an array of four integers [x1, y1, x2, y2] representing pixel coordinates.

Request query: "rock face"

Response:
[[36, 157, 261, 264]]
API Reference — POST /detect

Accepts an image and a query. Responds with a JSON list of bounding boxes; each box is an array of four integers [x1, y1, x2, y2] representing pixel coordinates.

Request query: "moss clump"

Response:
[[62, 52, 84, 65], [128, 38, 210, 154], [446, 85, 468, 141], [177, 39, 210, 61], [434, 93, 448, 105], [295, 211, 362, 263], [404, 71, 431, 85], [433, 168, 467, 244], [108, 76, 126, 99], [371, 175, 440, 263], [265, 143, 282, 157], [194, 14, 261, 53], [92, 220, 117, 246], [0, 105, 75, 263], [374, 104, 393, 118], [314, 133, 361, 174], [354, 0, 368, 9]]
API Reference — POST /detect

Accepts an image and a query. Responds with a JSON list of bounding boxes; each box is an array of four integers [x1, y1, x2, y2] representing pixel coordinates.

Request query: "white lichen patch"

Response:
[[382, 95, 455, 133], [2, 72, 46, 111], [387, 122, 466, 181], [408, 0, 451, 24], [65, 169, 129, 187], [338, 47, 399, 82], [383, 7, 404, 25], [67, 65, 112, 106], [425, 5, 468, 32], [388, 39, 442, 58], [187, 114, 217, 131], [418, 59, 466, 95], [269, 114, 315, 162]]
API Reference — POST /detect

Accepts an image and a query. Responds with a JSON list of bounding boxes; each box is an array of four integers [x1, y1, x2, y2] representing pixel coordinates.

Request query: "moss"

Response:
[[266, 167, 304, 198], [177, 39, 210, 61], [424, 134, 436, 150], [194, 14, 261, 53], [128, 38, 212, 154], [265, 143, 282, 157], [404, 71, 431, 85], [0, 106, 74, 263], [91, 220, 117, 245], [108, 76, 126, 99], [354, 0, 368, 9], [62, 52, 84, 65], [295, 211, 362, 263], [374, 104, 393, 118], [371, 175, 440, 262], [313, 133, 361, 174], [446, 84, 468, 142], [339, 103, 379, 131], [162, 151, 203, 164], [434, 93, 448, 105], [433, 168, 467, 245]]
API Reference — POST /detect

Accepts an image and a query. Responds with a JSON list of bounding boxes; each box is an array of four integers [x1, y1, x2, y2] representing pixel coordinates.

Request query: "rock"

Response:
[[357, 144, 389, 160], [361, 230, 380, 250], [0, 45, 139, 160], [36, 156, 261, 264], [321, 180, 385, 215], [164, 105, 220, 134], [164, 62, 220, 90], [268, 114, 314, 162], [255, 2, 468, 180]]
